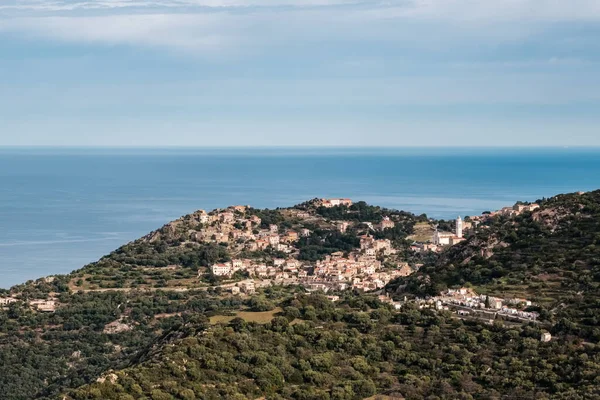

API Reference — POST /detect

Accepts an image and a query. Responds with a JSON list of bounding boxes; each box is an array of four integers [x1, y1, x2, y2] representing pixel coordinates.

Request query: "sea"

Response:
[[1, 147, 599, 289]]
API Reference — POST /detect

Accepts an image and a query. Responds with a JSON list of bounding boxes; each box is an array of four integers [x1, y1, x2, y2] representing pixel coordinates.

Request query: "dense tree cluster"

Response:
[[296, 229, 361, 261], [0, 290, 245, 399], [64, 294, 600, 400]]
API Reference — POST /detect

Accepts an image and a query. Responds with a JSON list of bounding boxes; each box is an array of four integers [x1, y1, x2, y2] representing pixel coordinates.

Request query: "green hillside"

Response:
[[63, 294, 600, 400], [393, 190, 600, 341]]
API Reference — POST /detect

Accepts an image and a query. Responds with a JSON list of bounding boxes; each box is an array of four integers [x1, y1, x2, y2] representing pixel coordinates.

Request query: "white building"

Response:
[[456, 216, 463, 238], [540, 332, 552, 342], [211, 263, 232, 276], [432, 216, 465, 246]]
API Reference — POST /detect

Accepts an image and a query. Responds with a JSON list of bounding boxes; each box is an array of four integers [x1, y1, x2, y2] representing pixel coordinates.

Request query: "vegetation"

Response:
[[64, 294, 600, 400], [2, 192, 600, 399], [296, 229, 361, 261], [393, 190, 600, 341]]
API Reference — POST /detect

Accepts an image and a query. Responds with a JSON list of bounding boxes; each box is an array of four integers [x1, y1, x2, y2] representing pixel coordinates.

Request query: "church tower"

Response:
[[456, 216, 463, 238]]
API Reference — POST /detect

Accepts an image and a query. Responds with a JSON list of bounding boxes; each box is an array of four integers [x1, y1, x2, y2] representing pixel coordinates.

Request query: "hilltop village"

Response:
[[182, 199, 412, 294], [165, 198, 538, 319], [1, 197, 540, 323]]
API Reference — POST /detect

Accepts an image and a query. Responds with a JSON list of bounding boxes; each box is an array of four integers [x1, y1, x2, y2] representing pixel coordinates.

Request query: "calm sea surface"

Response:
[[1, 147, 599, 288]]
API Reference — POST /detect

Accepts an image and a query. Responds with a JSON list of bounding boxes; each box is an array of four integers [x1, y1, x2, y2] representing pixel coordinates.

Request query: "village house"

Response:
[[379, 216, 395, 230], [239, 280, 256, 294], [540, 332, 552, 342], [220, 212, 235, 224], [0, 297, 17, 306], [197, 210, 209, 224], [29, 299, 56, 312], [231, 205, 248, 213], [211, 263, 232, 277], [268, 235, 280, 246], [360, 235, 375, 249], [336, 221, 350, 233], [319, 198, 353, 208], [300, 228, 311, 237], [255, 239, 269, 250], [284, 230, 299, 242]]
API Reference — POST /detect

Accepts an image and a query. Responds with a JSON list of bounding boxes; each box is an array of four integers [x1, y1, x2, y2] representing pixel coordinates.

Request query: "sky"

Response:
[[1, 0, 600, 147]]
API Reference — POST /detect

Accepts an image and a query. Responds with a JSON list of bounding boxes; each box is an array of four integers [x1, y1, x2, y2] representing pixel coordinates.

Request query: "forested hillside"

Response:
[[393, 190, 600, 340], [64, 294, 600, 400]]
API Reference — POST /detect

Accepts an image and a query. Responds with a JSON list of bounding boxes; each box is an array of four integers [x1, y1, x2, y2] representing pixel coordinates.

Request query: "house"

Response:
[[220, 212, 235, 223], [239, 280, 256, 294], [256, 239, 269, 250], [268, 235, 280, 246], [320, 198, 353, 208], [197, 210, 209, 224], [269, 224, 279, 233], [300, 228, 311, 237], [29, 300, 56, 312], [490, 298, 503, 309], [230, 286, 241, 295], [379, 216, 395, 230], [336, 221, 350, 233], [231, 205, 248, 213], [540, 332, 552, 342], [0, 297, 17, 306], [273, 258, 286, 267], [284, 230, 299, 242], [360, 235, 375, 249], [211, 263, 232, 276]]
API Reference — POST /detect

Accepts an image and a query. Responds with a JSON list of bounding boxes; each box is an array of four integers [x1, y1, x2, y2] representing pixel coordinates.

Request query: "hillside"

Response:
[[1, 193, 600, 399], [63, 293, 600, 400], [392, 190, 600, 341], [0, 199, 425, 399]]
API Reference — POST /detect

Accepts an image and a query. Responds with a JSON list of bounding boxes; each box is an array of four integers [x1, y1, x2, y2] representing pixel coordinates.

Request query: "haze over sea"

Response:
[[1, 147, 599, 288]]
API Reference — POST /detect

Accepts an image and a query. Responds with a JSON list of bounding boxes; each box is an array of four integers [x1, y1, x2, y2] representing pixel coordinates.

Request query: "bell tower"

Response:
[[456, 216, 463, 238]]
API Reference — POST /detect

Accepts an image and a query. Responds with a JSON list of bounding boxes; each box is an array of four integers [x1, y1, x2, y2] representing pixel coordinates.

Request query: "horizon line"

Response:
[[1, 145, 598, 149]]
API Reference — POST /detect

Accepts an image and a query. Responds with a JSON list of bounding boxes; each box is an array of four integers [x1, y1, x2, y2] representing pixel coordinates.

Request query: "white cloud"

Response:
[[0, 13, 248, 52], [0, 0, 365, 13], [1, 0, 600, 53]]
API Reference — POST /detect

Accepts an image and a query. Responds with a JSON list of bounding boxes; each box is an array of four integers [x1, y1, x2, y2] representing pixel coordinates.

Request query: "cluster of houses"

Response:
[[210, 244, 413, 294], [193, 198, 415, 294], [307, 250, 412, 292], [430, 287, 539, 321], [411, 202, 542, 254], [467, 202, 540, 223], [183, 205, 308, 254], [0, 296, 56, 312]]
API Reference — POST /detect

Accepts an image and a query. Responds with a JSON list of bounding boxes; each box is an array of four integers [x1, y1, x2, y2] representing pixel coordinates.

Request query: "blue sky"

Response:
[[1, 0, 600, 146]]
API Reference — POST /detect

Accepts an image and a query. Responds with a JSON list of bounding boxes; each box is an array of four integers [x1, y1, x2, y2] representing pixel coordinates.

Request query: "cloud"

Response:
[[3, 0, 600, 19], [0, 13, 241, 51], [0, 0, 366, 13]]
